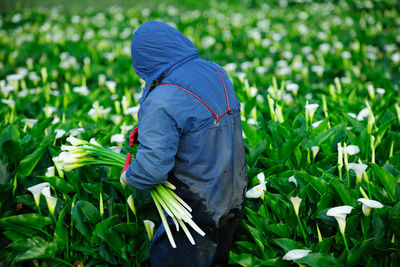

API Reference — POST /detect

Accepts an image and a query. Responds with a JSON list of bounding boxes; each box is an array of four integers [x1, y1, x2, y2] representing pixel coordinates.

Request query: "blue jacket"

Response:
[[126, 21, 247, 266]]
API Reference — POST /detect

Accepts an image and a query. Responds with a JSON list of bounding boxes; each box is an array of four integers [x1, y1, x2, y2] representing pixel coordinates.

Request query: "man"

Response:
[[120, 20, 247, 267]]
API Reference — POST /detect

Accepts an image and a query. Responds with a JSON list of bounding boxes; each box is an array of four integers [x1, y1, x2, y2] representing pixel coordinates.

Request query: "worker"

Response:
[[120, 20, 247, 267]]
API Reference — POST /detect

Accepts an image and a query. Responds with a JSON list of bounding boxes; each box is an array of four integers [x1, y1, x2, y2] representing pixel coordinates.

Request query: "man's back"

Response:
[[126, 20, 247, 266]]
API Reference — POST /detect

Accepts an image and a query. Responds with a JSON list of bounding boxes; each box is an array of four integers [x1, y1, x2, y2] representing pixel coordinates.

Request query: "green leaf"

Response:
[[242, 122, 262, 147], [229, 251, 279, 267], [7, 237, 45, 251], [295, 253, 338, 266], [273, 238, 304, 252], [0, 124, 20, 149], [71, 200, 101, 241], [266, 224, 292, 238], [235, 241, 256, 253], [370, 163, 396, 201], [247, 140, 266, 168], [297, 171, 329, 196], [16, 138, 52, 177], [91, 215, 118, 245], [39, 176, 76, 194], [15, 242, 58, 263], [2, 140, 22, 164], [3, 231, 26, 242], [112, 222, 143, 237], [30, 118, 53, 138], [82, 182, 103, 200], [0, 213, 52, 230], [98, 230, 123, 253], [329, 178, 357, 206], [55, 206, 68, 245]]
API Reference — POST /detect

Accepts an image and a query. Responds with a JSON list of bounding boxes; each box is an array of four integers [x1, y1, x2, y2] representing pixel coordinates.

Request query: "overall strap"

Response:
[[159, 67, 232, 123]]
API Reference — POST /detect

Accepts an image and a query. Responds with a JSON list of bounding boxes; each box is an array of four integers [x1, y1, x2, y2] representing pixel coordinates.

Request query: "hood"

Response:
[[131, 20, 199, 103]]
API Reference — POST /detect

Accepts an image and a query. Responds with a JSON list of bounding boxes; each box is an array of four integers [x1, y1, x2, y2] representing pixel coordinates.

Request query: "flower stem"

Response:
[[296, 214, 308, 246], [342, 231, 350, 252], [124, 185, 130, 223]]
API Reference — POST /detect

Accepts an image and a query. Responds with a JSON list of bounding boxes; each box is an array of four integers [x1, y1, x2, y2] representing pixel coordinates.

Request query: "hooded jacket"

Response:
[[126, 21, 247, 266]]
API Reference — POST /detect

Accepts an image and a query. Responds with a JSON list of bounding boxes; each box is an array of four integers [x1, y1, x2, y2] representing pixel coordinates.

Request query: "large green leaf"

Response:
[[273, 238, 304, 252], [0, 213, 53, 230], [370, 163, 396, 201], [329, 178, 357, 206], [2, 139, 22, 164], [71, 200, 101, 241], [98, 230, 124, 254], [55, 206, 68, 246], [0, 124, 20, 149], [91, 215, 118, 245], [14, 242, 59, 263], [39, 175, 76, 194], [295, 253, 338, 266], [16, 138, 52, 177]]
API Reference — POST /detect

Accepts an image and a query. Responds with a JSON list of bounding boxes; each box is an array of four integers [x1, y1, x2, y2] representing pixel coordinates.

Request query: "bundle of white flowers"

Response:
[[53, 136, 205, 248]]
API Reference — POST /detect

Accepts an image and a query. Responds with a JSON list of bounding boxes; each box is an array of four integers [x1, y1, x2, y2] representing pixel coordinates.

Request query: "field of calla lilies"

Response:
[[1, 0, 400, 266]]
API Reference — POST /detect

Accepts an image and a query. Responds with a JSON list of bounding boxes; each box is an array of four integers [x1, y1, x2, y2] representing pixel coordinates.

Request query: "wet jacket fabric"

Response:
[[126, 20, 247, 266]]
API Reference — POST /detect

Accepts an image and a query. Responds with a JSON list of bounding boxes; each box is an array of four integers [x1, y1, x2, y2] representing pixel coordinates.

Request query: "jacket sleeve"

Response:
[[125, 93, 180, 190]]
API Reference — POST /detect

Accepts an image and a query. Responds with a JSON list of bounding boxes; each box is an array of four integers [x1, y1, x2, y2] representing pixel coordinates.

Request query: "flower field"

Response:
[[1, 0, 400, 266]]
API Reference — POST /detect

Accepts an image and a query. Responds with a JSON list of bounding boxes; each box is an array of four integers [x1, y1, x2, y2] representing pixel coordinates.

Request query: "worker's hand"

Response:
[[129, 127, 139, 146], [120, 171, 128, 185]]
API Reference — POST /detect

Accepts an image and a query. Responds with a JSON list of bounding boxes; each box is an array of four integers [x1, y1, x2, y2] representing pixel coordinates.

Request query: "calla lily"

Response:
[[347, 163, 368, 183], [42, 186, 57, 217], [127, 195, 136, 216], [111, 134, 125, 143], [45, 166, 55, 177], [311, 146, 320, 159], [290, 196, 302, 216], [27, 182, 50, 207], [326, 205, 353, 235], [143, 220, 155, 241], [312, 120, 323, 129], [54, 129, 66, 139], [283, 249, 311, 261], [89, 138, 102, 146], [305, 103, 319, 123], [358, 198, 383, 216], [21, 118, 38, 128], [288, 175, 297, 186], [69, 127, 85, 136], [346, 145, 360, 156], [67, 135, 88, 146], [245, 182, 267, 198]]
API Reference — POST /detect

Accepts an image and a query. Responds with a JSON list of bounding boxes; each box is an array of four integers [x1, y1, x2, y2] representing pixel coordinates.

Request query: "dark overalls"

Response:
[[126, 20, 247, 266]]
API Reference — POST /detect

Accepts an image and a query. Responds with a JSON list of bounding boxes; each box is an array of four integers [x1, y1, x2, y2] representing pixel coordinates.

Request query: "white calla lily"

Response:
[[111, 134, 125, 143], [283, 249, 311, 261], [54, 129, 66, 139], [347, 163, 368, 183], [27, 182, 50, 207], [143, 220, 155, 241], [89, 138, 102, 146], [305, 103, 319, 123], [290, 196, 302, 216], [358, 198, 383, 216], [45, 166, 55, 177], [288, 175, 297, 186], [311, 146, 320, 159], [346, 145, 360, 156], [42, 186, 57, 217], [67, 135, 88, 146], [326, 205, 353, 235], [127, 195, 136, 216], [246, 182, 267, 199]]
